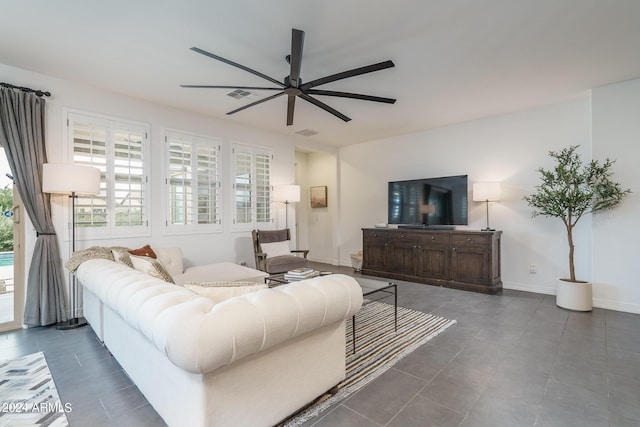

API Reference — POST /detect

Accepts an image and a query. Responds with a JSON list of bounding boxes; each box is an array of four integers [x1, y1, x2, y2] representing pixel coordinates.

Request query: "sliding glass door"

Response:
[[0, 147, 24, 332]]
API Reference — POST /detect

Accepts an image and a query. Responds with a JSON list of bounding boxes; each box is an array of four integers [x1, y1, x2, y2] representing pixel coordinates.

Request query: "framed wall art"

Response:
[[310, 186, 327, 208]]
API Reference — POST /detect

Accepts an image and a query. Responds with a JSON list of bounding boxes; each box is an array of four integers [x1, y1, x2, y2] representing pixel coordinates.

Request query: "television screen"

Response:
[[388, 175, 468, 226]]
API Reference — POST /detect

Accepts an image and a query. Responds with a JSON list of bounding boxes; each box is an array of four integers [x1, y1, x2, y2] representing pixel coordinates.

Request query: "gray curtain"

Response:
[[0, 87, 68, 326]]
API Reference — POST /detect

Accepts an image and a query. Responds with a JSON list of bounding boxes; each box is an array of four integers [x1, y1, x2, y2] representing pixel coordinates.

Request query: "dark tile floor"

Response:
[[2, 262, 640, 426]]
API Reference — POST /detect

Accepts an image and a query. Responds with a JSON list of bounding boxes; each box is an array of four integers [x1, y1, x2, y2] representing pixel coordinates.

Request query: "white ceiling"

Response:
[[2, 0, 640, 147]]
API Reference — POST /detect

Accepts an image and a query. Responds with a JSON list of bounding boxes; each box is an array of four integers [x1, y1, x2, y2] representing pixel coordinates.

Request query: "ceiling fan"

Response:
[[181, 28, 396, 126]]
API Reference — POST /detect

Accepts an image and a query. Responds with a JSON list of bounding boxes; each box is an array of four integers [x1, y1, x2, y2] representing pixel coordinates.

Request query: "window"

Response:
[[68, 112, 149, 237], [165, 129, 221, 232], [232, 143, 272, 229]]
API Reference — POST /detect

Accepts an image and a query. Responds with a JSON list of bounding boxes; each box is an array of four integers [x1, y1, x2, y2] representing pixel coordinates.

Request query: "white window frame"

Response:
[[163, 128, 223, 234], [231, 142, 273, 231], [65, 110, 150, 239]]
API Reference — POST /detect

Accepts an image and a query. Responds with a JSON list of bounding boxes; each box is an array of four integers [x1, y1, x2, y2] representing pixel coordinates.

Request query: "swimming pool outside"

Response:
[[0, 252, 13, 267]]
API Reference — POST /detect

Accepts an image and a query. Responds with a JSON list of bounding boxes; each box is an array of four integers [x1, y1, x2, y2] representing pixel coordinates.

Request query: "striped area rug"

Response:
[[0, 351, 69, 426], [282, 301, 456, 426]]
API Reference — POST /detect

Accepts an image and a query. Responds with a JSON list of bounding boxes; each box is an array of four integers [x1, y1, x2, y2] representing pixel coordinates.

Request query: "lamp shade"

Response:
[[42, 163, 101, 195], [473, 182, 501, 202], [273, 184, 300, 203]]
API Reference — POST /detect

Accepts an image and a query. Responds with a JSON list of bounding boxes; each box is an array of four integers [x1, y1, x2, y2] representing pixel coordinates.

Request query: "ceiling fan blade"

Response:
[[289, 29, 305, 88], [287, 95, 296, 126], [190, 47, 285, 88], [227, 91, 285, 115], [299, 93, 351, 122], [305, 89, 396, 104], [181, 85, 282, 90], [301, 60, 395, 90]]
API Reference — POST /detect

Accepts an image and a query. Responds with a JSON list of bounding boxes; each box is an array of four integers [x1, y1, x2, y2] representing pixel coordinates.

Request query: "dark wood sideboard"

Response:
[[362, 228, 502, 294]]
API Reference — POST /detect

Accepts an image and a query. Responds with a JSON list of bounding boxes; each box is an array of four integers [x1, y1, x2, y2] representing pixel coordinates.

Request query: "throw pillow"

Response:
[[130, 255, 175, 283], [128, 244, 157, 259], [260, 240, 291, 258], [111, 247, 134, 268], [184, 281, 268, 304]]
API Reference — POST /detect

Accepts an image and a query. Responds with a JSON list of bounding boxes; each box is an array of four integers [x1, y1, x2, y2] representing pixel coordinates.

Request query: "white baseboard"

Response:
[[592, 298, 640, 315], [313, 271, 640, 315], [502, 281, 556, 296], [503, 281, 640, 314]]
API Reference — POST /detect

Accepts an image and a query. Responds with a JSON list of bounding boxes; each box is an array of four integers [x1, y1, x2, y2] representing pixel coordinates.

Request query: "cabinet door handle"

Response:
[[452, 247, 457, 251], [467, 238, 472, 242], [431, 236, 435, 240]]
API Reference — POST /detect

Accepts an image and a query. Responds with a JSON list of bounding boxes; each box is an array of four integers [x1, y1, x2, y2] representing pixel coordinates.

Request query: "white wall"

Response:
[[294, 152, 310, 252], [306, 152, 339, 264], [1, 62, 336, 308], [294, 151, 339, 264], [591, 79, 640, 313], [339, 96, 596, 299]]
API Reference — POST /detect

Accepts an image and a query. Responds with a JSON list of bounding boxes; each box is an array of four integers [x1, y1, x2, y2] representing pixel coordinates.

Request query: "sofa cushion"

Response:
[[154, 247, 184, 277], [260, 240, 291, 258], [264, 255, 310, 274], [131, 255, 175, 283], [173, 261, 268, 285], [129, 244, 157, 259], [185, 281, 268, 304]]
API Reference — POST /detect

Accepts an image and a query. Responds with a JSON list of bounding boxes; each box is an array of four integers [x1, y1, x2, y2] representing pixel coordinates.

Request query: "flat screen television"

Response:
[[388, 175, 468, 228]]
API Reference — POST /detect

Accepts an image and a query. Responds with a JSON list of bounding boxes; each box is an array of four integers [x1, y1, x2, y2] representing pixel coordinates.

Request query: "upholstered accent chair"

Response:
[[252, 229, 310, 273]]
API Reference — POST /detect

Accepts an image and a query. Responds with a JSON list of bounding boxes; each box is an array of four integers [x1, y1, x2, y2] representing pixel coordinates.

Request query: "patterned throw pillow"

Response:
[[111, 247, 134, 268], [184, 281, 268, 304], [128, 244, 157, 259], [130, 255, 175, 283]]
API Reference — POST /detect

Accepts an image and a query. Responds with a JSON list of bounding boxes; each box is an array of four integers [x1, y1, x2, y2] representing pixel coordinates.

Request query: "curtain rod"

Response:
[[0, 82, 51, 97]]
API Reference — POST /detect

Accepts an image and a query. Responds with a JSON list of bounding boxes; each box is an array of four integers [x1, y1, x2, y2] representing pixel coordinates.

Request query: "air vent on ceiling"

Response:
[[226, 89, 259, 100], [295, 129, 319, 137]]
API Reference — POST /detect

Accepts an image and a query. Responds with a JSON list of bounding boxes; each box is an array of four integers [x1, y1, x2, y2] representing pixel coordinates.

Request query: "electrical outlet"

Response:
[[529, 264, 537, 274]]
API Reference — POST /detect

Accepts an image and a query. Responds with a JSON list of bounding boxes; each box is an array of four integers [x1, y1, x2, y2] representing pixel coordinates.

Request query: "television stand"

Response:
[[362, 228, 502, 294]]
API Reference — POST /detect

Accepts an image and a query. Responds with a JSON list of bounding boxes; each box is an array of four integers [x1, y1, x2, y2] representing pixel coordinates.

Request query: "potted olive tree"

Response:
[[524, 145, 630, 311]]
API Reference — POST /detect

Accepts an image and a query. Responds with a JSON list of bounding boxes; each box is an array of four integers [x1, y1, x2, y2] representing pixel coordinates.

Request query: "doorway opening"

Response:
[[0, 147, 24, 331]]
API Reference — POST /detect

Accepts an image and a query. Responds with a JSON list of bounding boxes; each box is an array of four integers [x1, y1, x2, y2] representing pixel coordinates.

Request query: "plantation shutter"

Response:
[[113, 123, 146, 227], [255, 152, 271, 223], [234, 146, 253, 225], [196, 143, 220, 224], [232, 143, 272, 229], [166, 130, 221, 230], [70, 115, 108, 228], [69, 112, 149, 236]]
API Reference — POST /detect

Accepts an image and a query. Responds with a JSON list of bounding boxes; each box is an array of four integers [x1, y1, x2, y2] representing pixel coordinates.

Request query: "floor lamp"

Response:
[[43, 163, 101, 330], [273, 184, 300, 229], [472, 182, 501, 231]]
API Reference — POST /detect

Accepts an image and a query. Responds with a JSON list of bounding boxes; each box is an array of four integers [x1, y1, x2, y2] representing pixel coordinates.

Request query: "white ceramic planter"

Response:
[[556, 278, 592, 311]]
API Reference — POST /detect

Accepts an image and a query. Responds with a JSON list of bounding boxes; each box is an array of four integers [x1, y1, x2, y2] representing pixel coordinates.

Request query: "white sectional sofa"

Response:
[[80, 247, 270, 342], [76, 257, 363, 427]]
